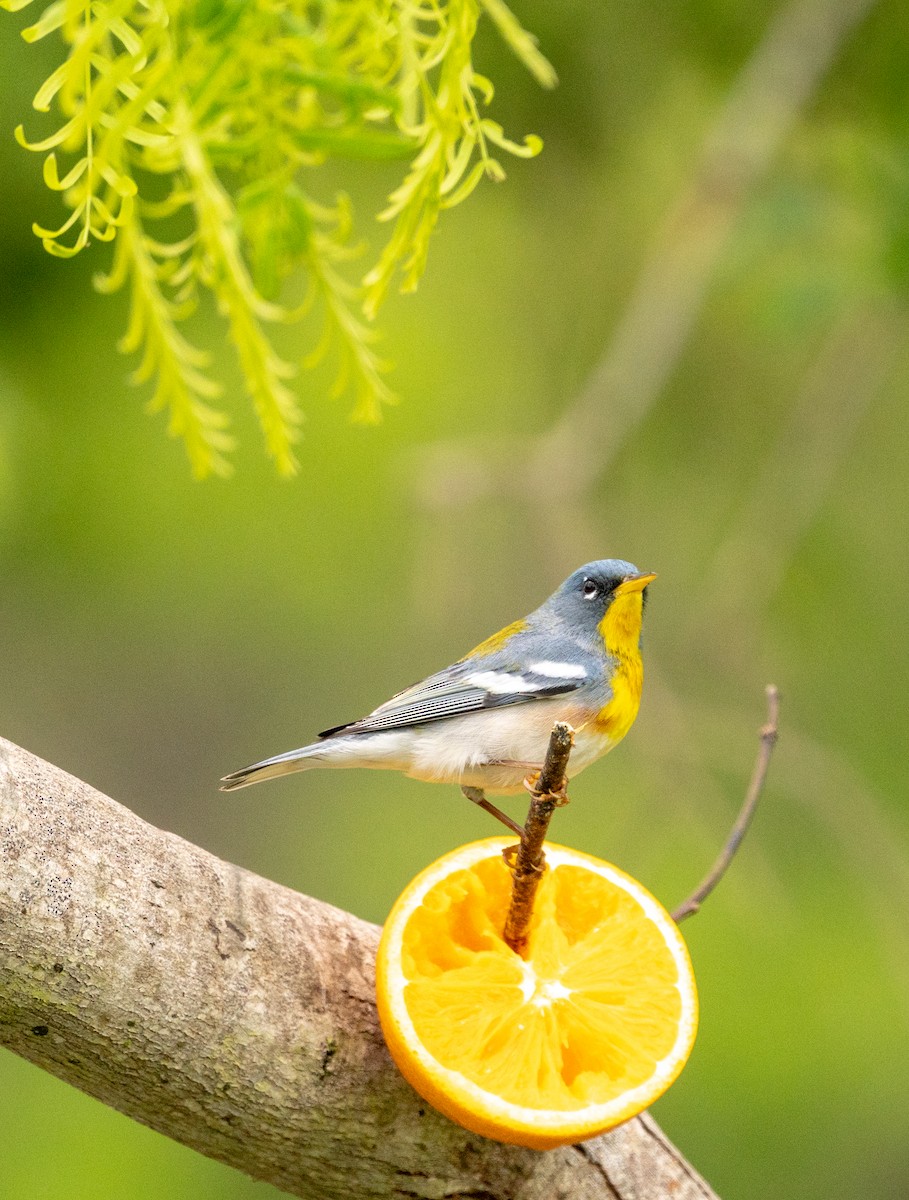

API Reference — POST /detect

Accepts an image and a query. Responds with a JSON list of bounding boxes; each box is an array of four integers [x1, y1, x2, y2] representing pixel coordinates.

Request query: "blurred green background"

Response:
[[2, 1, 908, 1198]]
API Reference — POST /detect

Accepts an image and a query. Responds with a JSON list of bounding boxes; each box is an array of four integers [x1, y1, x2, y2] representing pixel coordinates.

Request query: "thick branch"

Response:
[[0, 736, 717, 1200]]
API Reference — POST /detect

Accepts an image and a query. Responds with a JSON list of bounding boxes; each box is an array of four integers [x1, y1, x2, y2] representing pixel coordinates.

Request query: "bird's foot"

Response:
[[522, 771, 570, 806], [501, 841, 522, 870]]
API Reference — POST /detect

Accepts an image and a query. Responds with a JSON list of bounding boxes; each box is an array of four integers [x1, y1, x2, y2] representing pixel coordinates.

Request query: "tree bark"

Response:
[[0, 736, 718, 1200]]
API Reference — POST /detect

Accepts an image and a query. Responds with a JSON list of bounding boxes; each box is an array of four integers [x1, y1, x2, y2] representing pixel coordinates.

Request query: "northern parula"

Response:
[[221, 559, 655, 830]]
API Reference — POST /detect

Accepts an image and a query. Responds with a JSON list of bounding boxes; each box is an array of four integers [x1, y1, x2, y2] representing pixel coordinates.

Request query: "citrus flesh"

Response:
[[376, 838, 698, 1149]]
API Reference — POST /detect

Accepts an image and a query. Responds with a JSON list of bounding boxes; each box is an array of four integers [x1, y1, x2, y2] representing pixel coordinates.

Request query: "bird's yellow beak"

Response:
[[615, 571, 657, 596]]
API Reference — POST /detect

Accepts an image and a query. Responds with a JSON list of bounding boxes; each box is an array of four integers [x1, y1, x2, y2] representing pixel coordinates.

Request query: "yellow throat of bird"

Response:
[[594, 589, 646, 743]]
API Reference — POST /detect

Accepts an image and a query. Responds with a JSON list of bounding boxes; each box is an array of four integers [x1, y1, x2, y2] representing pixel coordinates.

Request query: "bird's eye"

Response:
[[582, 580, 599, 600]]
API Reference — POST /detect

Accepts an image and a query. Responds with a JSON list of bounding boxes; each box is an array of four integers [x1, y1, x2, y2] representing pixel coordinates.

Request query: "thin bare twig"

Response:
[[672, 686, 780, 922], [502, 722, 574, 955]]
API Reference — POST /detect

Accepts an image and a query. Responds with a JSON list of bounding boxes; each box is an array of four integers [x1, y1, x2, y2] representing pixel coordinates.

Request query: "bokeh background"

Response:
[[2, 1, 908, 1197]]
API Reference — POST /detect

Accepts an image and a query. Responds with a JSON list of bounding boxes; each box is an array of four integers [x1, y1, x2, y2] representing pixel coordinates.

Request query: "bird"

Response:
[[221, 559, 655, 834]]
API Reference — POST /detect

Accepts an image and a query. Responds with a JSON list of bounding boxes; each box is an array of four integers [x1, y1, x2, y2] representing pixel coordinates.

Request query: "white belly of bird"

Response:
[[329, 701, 614, 794]]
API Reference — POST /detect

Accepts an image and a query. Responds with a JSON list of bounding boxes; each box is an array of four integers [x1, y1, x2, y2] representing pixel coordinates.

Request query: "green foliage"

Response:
[[3, 0, 553, 475]]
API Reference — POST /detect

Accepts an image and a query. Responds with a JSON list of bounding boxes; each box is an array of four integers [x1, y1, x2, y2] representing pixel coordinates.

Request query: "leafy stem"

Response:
[[5, 0, 554, 472]]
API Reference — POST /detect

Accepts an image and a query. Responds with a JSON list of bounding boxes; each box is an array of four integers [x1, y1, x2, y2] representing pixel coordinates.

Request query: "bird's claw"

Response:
[[502, 842, 521, 869], [523, 771, 570, 806]]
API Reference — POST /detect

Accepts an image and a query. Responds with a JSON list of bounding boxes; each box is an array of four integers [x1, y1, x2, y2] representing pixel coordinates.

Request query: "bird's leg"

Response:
[[461, 786, 525, 838], [491, 759, 543, 772]]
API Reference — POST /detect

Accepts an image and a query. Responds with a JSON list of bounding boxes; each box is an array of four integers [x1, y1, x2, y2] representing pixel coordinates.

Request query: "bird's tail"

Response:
[[220, 742, 326, 791]]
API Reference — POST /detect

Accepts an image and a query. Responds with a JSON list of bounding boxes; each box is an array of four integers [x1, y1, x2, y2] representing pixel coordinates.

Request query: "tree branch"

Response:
[[503, 722, 574, 955], [672, 686, 780, 922], [0, 736, 718, 1200]]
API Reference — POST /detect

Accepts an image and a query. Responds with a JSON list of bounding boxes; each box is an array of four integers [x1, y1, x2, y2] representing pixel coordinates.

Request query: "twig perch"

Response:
[[672, 685, 780, 922], [0, 735, 717, 1200], [502, 722, 574, 954], [501, 685, 779, 947]]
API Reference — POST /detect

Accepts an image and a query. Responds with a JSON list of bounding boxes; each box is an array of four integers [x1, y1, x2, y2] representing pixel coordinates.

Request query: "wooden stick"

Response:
[[502, 722, 574, 955], [672, 685, 780, 922]]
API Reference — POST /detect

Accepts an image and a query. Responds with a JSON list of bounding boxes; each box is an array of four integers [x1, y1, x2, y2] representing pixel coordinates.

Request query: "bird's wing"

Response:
[[318, 658, 588, 739]]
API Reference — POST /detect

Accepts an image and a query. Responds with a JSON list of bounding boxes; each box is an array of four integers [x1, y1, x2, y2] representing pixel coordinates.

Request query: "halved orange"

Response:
[[376, 837, 697, 1149]]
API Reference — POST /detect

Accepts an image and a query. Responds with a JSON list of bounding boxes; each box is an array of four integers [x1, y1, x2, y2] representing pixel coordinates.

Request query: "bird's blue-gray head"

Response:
[[542, 559, 656, 637]]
